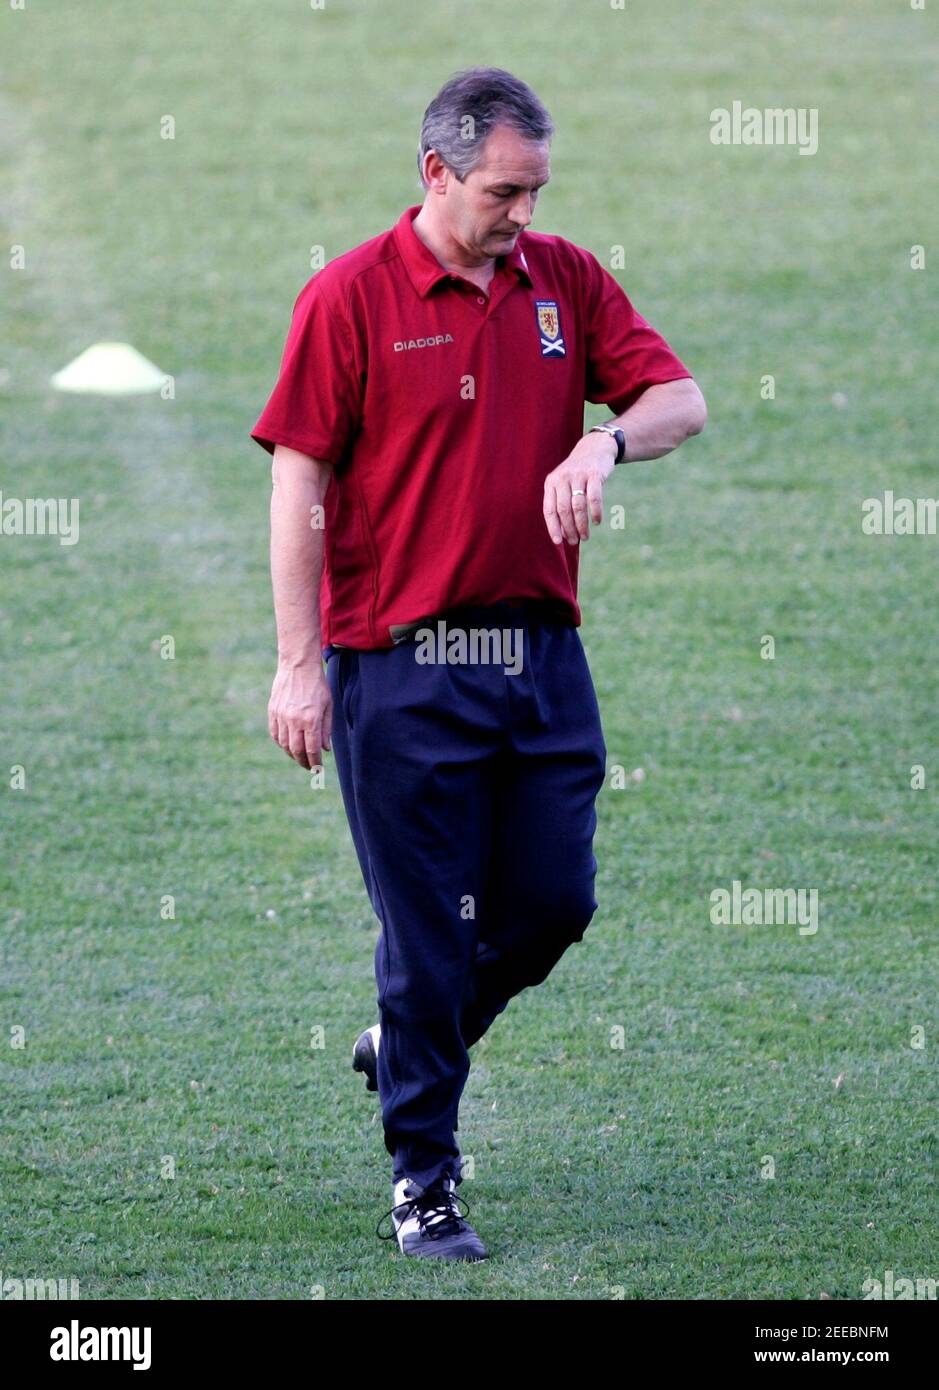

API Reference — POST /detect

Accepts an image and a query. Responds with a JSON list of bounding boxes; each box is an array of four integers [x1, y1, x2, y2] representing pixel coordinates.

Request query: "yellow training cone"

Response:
[[51, 342, 168, 396]]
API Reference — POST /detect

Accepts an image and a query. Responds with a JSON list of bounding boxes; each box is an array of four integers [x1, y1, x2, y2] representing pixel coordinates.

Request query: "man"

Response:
[[250, 67, 706, 1262]]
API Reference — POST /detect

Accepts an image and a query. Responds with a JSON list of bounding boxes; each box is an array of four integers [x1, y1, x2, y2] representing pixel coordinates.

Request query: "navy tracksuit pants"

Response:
[[324, 601, 607, 1190]]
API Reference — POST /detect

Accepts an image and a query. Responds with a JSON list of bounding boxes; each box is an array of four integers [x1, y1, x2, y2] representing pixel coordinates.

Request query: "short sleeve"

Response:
[[580, 249, 693, 415], [250, 276, 362, 463]]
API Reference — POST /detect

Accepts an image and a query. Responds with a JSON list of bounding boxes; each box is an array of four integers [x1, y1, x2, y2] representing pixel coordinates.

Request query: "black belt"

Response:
[[388, 598, 572, 644]]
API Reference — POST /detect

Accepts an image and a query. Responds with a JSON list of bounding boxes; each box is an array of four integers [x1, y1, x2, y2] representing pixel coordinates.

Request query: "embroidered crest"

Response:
[[535, 299, 565, 356]]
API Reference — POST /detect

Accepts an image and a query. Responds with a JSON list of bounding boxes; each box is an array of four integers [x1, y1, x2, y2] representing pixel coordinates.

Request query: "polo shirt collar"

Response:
[[393, 204, 533, 298]]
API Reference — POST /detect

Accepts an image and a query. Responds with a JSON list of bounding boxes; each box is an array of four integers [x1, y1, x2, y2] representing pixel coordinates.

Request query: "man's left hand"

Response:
[[543, 430, 617, 545]]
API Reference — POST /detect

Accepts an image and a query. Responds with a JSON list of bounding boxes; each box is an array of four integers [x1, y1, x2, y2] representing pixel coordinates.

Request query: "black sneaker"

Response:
[[352, 1024, 380, 1092], [376, 1174, 488, 1261]]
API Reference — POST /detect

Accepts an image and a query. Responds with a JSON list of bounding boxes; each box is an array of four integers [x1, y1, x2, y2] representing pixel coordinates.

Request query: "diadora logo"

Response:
[[393, 334, 454, 351], [535, 300, 565, 356]]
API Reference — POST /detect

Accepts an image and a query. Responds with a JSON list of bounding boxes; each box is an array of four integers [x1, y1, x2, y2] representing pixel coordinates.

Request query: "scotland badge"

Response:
[[535, 299, 565, 356]]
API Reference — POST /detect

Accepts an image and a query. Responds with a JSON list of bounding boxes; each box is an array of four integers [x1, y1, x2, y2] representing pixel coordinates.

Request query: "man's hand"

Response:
[[268, 444, 334, 772], [543, 379, 707, 545], [268, 662, 333, 770], [543, 430, 617, 545]]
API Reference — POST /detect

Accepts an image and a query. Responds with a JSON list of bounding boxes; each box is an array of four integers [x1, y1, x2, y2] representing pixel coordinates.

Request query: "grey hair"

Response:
[[417, 67, 554, 190]]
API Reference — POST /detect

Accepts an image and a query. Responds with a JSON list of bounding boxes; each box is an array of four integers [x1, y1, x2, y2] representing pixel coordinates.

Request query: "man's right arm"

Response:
[[268, 443, 334, 770]]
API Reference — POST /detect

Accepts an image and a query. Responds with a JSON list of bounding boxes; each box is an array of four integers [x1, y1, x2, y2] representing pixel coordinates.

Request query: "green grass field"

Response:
[[1, 0, 936, 1299]]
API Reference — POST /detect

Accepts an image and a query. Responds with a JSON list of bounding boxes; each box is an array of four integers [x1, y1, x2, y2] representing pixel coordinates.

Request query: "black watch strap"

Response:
[[590, 423, 626, 464]]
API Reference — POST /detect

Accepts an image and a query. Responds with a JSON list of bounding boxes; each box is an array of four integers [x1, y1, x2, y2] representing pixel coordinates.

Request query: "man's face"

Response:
[[443, 124, 550, 260]]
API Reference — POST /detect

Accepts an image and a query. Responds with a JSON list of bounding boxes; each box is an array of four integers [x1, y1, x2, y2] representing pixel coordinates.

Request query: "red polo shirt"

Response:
[[251, 205, 693, 649]]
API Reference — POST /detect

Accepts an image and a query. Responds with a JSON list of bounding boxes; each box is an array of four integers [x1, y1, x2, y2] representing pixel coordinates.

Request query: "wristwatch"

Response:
[[589, 423, 627, 464]]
